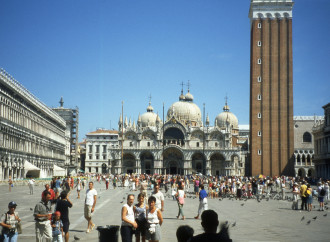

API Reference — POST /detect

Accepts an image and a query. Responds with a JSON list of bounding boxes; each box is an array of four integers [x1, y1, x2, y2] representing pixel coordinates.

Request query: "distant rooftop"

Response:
[[87, 129, 118, 135], [239, 124, 249, 130], [293, 116, 324, 121]]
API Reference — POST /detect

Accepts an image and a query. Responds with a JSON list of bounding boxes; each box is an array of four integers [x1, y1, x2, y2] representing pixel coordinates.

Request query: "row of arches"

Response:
[[109, 148, 243, 176]]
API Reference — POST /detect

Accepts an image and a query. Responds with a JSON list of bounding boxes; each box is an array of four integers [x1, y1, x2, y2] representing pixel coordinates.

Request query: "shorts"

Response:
[[145, 224, 160, 241], [194, 186, 199, 193], [62, 220, 70, 233], [318, 197, 324, 203], [84, 204, 93, 219]]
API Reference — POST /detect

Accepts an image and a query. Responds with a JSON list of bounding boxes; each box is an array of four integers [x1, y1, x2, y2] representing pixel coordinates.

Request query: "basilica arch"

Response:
[[210, 153, 225, 176], [140, 151, 154, 175], [164, 125, 186, 147], [123, 153, 136, 174], [163, 147, 184, 175], [191, 152, 205, 174]]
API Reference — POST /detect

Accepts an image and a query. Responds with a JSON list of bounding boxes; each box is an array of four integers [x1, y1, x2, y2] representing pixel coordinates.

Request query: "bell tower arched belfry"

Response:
[[249, 0, 294, 176]]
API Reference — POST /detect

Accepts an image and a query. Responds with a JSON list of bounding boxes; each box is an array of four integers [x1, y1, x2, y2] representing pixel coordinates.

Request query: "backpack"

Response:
[[320, 188, 326, 196]]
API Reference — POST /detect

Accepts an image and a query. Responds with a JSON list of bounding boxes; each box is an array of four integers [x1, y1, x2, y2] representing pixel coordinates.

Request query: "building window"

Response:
[[258, 76, 262, 82], [258, 131, 262, 136], [258, 58, 262, 64], [130, 142, 133, 147], [258, 113, 262, 118], [89, 145, 92, 153], [257, 94, 261, 100], [96, 155, 99, 160], [103, 145, 107, 153], [103, 155, 106, 160], [196, 142, 200, 147], [96, 145, 100, 153], [303, 132, 312, 143], [258, 41, 261, 46], [89, 167, 91, 172], [95, 167, 98, 173], [258, 149, 262, 155], [89, 155, 92, 160], [258, 23, 261, 28], [147, 142, 150, 147], [215, 142, 218, 147]]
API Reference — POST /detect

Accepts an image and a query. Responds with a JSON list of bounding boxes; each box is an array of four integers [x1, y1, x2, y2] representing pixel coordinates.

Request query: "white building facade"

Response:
[[85, 129, 119, 173], [109, 89, 248, 176], [0, 69, 66, 180]]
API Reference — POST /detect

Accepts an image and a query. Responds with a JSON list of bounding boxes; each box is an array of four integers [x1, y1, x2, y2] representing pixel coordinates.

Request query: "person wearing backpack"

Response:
[[0, 201, 21, 242], [317, 182, 326, 211]]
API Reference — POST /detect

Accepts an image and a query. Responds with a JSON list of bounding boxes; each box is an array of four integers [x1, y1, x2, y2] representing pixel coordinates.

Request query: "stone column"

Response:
[[205, 160, 211, 176], [295, 155, 297, 166]]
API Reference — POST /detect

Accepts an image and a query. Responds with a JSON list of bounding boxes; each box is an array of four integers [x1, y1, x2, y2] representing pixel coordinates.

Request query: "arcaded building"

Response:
[[313, 103, 330, 179], [106, 89, 248, 176], [249, 0, 294, 176], [0, 69, 66, 180]]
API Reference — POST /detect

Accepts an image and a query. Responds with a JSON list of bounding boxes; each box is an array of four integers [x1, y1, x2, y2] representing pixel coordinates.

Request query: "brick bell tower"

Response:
[[249, 0, 294, 176]]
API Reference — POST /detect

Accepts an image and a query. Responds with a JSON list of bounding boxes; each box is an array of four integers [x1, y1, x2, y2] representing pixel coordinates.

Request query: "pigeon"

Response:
[[312, 216, 317, 220], [30, 208, 33, 211], [241, 203, 244, 206], [232, 221, 236, 227], [301, 216, 305, 221], [323, 214, 327, 217], [306, 220, 311, 225], [74, 235, 80, 240], [120, 201, 123, 203], [98, 196, 101, 199], [257, 199, 261, 203], [219, 199, 222, 201]]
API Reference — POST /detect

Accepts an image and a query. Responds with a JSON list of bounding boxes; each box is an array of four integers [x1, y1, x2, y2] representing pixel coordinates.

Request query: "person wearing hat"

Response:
[[0, 201, 21, 242], [34, 190, 52, 242]]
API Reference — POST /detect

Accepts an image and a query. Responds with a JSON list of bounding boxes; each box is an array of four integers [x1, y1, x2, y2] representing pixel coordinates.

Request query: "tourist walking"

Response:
[[175, 185, 186, 220], [151, 185, 164, 212], [292, 183, 299, 210], [75, 178, 81, 199], [306, 184, 313, 212], [146, 196, 163, 242], [121, 194, 137, 242], [34, 191, 53, 242], [84, 182, 97, 233], [0, 201, 21, 242], [8, 176, 13, 192], [194, 185, 208, 219], [55, 191, 72, 242], [28, 178, 35, 195]]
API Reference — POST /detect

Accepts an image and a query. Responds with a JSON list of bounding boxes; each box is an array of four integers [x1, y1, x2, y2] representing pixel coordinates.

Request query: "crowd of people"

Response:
[[0, 173, 329, 242]]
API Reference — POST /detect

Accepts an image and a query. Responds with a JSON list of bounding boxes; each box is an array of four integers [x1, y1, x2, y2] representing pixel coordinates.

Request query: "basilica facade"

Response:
[[108, 89, 248, 176]]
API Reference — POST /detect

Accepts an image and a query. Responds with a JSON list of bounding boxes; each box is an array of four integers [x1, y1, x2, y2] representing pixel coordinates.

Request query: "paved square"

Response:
[[0, 181, 329, 242]]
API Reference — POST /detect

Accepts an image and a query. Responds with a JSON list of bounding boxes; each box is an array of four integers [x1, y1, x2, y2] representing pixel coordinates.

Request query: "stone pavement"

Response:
[[0, 182, 329, 242]]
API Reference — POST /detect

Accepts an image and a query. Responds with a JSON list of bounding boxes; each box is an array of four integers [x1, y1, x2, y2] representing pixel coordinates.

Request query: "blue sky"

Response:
[[1, 0, 329, 141]]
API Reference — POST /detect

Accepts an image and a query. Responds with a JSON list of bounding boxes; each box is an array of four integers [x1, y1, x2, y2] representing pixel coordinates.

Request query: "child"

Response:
[[52, 211, 63, 242]]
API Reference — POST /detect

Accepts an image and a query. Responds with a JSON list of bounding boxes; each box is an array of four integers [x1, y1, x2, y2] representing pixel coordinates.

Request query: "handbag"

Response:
[[16, 222, 22, 234], [178, 196, 184, 205]]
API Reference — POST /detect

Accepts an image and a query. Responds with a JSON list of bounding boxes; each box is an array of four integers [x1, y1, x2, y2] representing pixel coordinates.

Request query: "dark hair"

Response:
[[89, 181, 93, 185], [200, 185, 204, 190], [148, 196, 156, 204], [60, 191, 67, 199], [127, 194, 135, 200], [201, 210, 218, 230], [138, 193, 145, 199], [176, 225, 194, 242], [42, 190, 51, 197]]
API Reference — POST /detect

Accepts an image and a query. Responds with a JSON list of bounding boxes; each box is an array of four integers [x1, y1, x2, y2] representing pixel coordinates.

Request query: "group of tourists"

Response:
[[1, 173, 329, 242]]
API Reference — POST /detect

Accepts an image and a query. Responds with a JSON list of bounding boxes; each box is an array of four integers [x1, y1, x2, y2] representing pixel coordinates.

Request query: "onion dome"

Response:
[[215, 101, 238, 129], [140, 101, 160, 127]]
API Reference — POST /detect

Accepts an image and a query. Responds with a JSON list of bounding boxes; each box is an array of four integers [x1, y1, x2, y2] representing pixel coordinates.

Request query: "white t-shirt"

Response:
[[85, 188, 97, 206], [151, 191, 164, 210]]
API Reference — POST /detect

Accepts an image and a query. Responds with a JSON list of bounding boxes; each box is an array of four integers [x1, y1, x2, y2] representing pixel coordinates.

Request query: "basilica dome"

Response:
[[215, 104, 238, 129], [167, 91, 202, 126], [140, 103, 160, 127]]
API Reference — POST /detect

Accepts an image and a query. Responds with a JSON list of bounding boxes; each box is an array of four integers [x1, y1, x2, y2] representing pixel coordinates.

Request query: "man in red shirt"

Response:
[[42, 184, 56, 202]]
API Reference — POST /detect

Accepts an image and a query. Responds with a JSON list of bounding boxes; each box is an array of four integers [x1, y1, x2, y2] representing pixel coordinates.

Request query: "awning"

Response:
[[54, 164, 66, 177], [24, 161, 40, 178]]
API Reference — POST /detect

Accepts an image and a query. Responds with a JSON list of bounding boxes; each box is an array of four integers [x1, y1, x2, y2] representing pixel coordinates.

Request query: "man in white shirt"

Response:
[[84, 182, 97, 233], [28, 178, 35, 195], [151, 184, 164, 211]]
